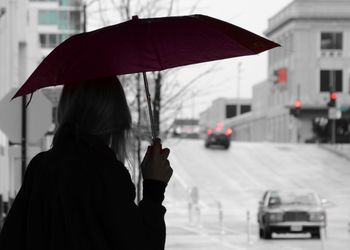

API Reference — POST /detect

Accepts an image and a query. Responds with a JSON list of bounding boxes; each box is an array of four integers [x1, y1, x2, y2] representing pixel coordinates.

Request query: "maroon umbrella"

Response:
[[13, 14, 279, 138]]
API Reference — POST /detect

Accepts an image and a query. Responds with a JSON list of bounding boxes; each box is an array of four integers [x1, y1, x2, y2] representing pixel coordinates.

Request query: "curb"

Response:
[[319, 144, 350, 162]]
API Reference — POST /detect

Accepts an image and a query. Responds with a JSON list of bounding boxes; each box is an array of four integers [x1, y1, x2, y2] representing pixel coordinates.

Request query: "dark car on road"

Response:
[[204, 123, 232, 149], [257, 190, 327, 239]]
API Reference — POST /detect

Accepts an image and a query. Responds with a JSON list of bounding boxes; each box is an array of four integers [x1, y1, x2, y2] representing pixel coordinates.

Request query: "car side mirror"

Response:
[[321, 198, 334, 208]]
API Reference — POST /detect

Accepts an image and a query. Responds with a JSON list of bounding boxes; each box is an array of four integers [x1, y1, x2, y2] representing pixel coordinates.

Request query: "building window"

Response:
[[69, 11, 81, 30], [321, 32, 342, 50], [39, 33, 71, 48], [39, 34, 56, 48], [39, 9, 81, 31], [59, 33, 70, 42], [320, 70, 343, 92], [58, 11, 69, 29], [241, 105, 251, 114], [226, 105, 237, 118], [59, 0, 81, 6], [38, 10, 58, 25]]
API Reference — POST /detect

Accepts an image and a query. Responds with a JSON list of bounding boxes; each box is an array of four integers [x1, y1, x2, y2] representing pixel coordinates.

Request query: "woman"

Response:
[[0, 76, 173, 250]]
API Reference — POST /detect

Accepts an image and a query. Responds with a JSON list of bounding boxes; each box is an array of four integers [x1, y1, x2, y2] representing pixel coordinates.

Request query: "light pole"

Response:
[[329, 71, 336, 144], [236, 62, 242, 116], [0, 6, 5, 229], [82, 0, 96, 32]]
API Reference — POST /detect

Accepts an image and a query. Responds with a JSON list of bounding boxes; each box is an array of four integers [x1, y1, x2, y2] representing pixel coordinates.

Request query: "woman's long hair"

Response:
[[52, 76, 131, 163]]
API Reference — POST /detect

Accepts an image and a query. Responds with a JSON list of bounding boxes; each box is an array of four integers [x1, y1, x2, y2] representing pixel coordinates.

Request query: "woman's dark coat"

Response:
[[0, 124, 167, 250]]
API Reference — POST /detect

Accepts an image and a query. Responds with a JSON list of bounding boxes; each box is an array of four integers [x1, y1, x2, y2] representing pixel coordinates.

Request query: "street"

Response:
[[163, 139, 350, 250]]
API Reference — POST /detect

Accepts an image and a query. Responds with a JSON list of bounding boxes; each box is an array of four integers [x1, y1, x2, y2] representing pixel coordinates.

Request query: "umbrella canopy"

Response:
[[13, 14, 279, 98]]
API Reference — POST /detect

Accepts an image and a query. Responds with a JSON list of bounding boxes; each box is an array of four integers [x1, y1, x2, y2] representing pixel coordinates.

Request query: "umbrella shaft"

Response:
[[142, 72, 156, 139]]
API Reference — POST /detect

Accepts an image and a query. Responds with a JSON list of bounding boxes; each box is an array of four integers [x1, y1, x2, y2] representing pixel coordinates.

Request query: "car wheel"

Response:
[[262, 227, 272, 239], [205, 143, 210, 148], [224, 144, 230, 149], [259, 228, 264, 239]]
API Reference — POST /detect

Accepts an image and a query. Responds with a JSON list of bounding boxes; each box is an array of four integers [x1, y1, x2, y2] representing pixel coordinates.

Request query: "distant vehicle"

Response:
[[257, 190, 327, 239], [204, 123, 232, 149]]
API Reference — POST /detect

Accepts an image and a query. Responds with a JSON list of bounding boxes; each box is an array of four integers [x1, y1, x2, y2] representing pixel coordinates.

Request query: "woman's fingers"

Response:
[[152, 138, 162, 151], [161, 148, 170, 159], [141, 139, 173, 183]]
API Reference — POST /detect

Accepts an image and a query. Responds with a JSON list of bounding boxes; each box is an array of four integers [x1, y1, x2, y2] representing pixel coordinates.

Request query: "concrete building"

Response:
[[0, 0, 82, 213], [224, 0, 350, 143], [199, 97, 251, 131]]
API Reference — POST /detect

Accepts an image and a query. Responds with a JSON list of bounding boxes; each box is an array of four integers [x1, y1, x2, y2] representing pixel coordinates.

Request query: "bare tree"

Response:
[[87, 0, 220, 200]]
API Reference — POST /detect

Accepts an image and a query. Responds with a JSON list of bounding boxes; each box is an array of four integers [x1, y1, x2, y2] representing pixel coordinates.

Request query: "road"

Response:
[[162, 139, 350, 250]]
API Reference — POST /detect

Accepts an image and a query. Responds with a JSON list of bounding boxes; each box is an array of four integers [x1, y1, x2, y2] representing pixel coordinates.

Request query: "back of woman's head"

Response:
[[53, 76, 131, 162]]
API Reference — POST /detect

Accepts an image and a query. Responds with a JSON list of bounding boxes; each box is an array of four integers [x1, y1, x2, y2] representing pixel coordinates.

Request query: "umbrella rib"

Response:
[[194, 15, 264, 55], [147, 23, 164, 69]]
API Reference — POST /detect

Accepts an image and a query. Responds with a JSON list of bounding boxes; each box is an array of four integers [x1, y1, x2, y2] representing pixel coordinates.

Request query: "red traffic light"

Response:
[[294, 99, 301, 109], [273, 68, 288, 84], [330, 91, 337, 100]]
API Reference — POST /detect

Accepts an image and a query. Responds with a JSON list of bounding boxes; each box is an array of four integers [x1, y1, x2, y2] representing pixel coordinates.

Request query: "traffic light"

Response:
[[290, 99, 301, 117], [327, 91, 336, 107], [294, 99, 301, 109], [273, 68, 287, 84], [273, 70, 278, 84]]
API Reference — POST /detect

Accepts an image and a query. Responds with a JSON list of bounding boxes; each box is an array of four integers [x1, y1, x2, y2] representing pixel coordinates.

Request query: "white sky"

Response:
[[88, 0, 294, 118]]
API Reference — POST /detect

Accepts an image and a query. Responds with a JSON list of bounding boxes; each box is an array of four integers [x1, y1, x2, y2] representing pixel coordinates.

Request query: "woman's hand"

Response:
[[141, 138, 173, 183]]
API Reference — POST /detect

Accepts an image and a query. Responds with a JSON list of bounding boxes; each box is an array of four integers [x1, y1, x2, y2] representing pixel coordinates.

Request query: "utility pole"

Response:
[[82, 0, 96, 32], [329, 71, 336, 144], [236, 62, 241, 116], [191, 91, 195, 120], [296, 84, 301, 143], [83, 3, 87, 32]]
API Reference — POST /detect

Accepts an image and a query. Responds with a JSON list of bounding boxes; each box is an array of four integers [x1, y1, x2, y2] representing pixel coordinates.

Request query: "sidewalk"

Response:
[[319, 143, 350, 161]]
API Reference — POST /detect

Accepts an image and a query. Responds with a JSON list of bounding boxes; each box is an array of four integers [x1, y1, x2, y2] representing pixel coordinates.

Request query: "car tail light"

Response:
[[207, 129, 213, 135], [225, 128, 232, 136]]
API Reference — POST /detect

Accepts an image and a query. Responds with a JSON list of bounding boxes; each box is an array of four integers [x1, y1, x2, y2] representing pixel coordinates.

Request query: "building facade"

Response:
[[0, 0, 82, 213], [199, 97, 252, 132], [224, 0, 350, 143]]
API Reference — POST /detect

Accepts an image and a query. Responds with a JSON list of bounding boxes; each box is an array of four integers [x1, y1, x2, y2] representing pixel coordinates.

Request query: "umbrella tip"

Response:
[[132, 15, 139, 20]]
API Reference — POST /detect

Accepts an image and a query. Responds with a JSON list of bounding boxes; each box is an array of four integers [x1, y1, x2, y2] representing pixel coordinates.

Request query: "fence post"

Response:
[[246, 210, 251, 244], [188, 202, 192, 224], [217, 201, 224, 234], [196, 204, 202, 227], [320, 227, 325, 250]]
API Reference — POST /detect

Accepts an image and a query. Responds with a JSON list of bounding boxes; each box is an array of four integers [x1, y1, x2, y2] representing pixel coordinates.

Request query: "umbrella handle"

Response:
[[142, 72, 157, 140]]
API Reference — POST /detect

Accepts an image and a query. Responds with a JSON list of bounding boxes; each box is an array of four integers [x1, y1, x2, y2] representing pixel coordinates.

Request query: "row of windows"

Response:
[[39, 33, 71, 48], [30, 0, 81, 7], [269, 31, 344, 63], [320, 70, 343, 92], [272, 69, 347, 93], [321, 32, 342, 50], [225, 105, 251, 119], [38, 10, 81, 30]]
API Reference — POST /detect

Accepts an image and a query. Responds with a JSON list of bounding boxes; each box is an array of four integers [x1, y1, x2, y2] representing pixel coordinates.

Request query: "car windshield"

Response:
[[268, 191, 320, 206]]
